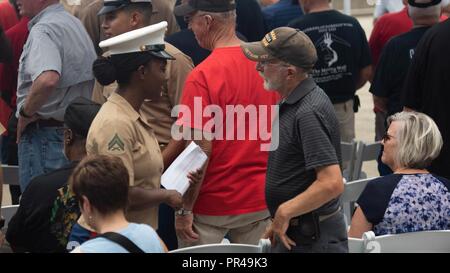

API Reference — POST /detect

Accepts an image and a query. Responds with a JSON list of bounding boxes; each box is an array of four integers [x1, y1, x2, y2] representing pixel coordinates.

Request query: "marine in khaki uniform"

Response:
[[92, 43, 193, 148], [80, 0, 180, 56], [91, 0, 193, 168], [86, 22, 183, 229]]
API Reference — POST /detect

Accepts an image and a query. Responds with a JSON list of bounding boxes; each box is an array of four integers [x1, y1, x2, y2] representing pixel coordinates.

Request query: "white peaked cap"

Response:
[[99, 21, 174, 60]]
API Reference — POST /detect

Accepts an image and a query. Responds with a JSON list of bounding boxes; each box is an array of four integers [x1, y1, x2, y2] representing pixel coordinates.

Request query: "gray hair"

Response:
[[387, 111, 443, 169]]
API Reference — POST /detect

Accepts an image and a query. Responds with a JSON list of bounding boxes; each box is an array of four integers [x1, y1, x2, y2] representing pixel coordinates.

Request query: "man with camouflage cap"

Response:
[[241, 27, 348, 253]]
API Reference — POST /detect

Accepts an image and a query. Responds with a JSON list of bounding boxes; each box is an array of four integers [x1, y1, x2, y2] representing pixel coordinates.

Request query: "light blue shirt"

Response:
[[78, 223, 165, 253], [16, 4, 96, 121]]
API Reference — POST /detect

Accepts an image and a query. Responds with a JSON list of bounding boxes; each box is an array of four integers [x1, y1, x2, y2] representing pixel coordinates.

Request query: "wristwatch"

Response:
[[175, 208, 192, 216], [19, 105, 32, 118]]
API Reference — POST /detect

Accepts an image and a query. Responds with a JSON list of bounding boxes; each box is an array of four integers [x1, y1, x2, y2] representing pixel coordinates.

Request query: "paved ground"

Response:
[[354, 15, 379, 179], [1, 16, 379, 206]]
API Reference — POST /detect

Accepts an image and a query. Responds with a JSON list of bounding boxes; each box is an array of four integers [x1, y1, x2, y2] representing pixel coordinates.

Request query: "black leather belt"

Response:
[[289, 207, 342, 226], [27, 119, 64, 129]]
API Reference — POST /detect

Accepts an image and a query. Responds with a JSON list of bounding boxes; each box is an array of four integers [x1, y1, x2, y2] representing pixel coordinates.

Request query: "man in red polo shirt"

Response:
[[174, 0, 279, 247]]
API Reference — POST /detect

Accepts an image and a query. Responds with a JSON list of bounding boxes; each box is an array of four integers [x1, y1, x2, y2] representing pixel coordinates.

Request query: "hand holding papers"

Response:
[[161, 142, 208, 195]]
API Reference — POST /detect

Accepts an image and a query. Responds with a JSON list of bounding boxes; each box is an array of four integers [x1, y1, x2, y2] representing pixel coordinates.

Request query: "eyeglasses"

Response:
[[382, 133, 395, 142]]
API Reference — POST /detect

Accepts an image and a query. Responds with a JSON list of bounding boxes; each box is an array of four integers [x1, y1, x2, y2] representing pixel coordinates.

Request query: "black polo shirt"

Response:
[[266, 78, 342, 216]]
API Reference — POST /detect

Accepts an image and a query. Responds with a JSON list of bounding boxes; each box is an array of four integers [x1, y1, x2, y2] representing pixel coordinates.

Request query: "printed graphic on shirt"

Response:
[[318, 32, 351, 67], [303, 24, 353, 84], [108, 134, 125, 154]]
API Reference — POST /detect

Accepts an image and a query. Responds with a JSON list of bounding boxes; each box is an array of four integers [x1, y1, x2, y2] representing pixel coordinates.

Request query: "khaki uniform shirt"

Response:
[[91, 43, 193, 146], [86, 92, 164, 228], [80, 0, 180, 55], [60, 0, 90, 18], [0, 123, 5, 135]]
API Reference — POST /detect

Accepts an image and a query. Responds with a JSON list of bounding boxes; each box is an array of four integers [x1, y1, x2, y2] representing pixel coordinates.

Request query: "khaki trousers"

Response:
[[333, 99, 355, 143], [178, 210, 271, 248]]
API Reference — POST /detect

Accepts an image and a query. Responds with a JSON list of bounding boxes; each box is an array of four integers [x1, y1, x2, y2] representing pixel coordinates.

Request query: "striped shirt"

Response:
[[266, 78, 342, 216]]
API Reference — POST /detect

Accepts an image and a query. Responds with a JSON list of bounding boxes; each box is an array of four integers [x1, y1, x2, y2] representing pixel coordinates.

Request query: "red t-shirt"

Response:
[[369, 8, 413, 68], [0, 17, 29, 134], [0, 1, 18, 31], [177, 46, 280, 215]]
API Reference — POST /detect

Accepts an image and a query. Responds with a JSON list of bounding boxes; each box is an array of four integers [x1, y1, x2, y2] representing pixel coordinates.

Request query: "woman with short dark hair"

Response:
[[71, 155, 167, 253]]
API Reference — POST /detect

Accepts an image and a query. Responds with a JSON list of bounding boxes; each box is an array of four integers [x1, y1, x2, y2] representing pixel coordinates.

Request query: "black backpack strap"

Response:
[[98, 232, 145, 253]]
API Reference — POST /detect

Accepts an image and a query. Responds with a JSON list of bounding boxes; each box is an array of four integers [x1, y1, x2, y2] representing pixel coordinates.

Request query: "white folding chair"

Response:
[[340, 141, 357, 181], [360, 230, 450, 253], [1, 205, 19, 230], [341, 177, 376, 226], [352, 141, 382, 180], [170, 239, 271, 253], [1, 165, 20, 186], [348, 237, 365, 253]]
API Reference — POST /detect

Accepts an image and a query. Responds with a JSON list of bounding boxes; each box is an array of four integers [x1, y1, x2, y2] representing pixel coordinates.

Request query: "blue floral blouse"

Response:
[[357, 174, 450, 236]]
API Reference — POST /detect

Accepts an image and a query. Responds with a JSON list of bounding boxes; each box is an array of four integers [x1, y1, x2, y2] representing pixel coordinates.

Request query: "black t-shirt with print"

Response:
[[289, 10, 372, 103], [370, 26, 430, 116]]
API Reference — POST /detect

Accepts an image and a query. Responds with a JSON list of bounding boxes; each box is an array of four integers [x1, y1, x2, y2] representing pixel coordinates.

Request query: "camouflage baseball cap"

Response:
[[241, 27, 317, 69]]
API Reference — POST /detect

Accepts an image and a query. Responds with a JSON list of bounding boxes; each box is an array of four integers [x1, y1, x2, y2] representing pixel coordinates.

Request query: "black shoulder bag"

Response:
[[98, 232, 145, 253]]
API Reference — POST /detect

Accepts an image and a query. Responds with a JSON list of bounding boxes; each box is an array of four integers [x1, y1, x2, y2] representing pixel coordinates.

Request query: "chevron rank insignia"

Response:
[[108, 133, 125, 154]]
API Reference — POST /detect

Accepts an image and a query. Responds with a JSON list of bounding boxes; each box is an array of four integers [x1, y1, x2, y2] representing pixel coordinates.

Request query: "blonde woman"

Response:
[[349, 111, 450, 238]]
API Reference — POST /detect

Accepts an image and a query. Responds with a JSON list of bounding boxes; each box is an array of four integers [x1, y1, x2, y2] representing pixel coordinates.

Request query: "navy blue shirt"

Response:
[[262, 0, 303, 31], [166, 29, 210, 67]]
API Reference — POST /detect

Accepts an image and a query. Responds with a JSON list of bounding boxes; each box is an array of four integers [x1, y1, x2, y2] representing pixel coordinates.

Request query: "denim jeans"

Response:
[[18, 126, 68, 191]]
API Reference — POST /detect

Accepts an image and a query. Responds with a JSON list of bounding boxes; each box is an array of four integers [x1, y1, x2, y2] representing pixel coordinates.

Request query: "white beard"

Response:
[[260, 72, 282, 91]]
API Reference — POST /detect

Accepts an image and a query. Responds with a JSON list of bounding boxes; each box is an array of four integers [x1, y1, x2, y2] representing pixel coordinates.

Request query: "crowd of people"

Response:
[[0, 0, 449, 253]]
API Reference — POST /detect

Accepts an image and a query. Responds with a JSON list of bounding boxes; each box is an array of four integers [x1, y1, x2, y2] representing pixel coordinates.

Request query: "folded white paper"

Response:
[[161, 141, 208, 195]]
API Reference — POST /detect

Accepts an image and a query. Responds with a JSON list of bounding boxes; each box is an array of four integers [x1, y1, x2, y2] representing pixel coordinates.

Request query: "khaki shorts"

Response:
[[178, 210, 271, 248]]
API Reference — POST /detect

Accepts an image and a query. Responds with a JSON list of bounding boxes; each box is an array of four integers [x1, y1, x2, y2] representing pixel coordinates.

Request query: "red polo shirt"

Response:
[[177, 47, 280, 215]]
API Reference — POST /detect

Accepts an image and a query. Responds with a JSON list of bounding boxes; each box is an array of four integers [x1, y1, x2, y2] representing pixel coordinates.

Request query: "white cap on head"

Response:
[[99, 21, 175, 60]]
